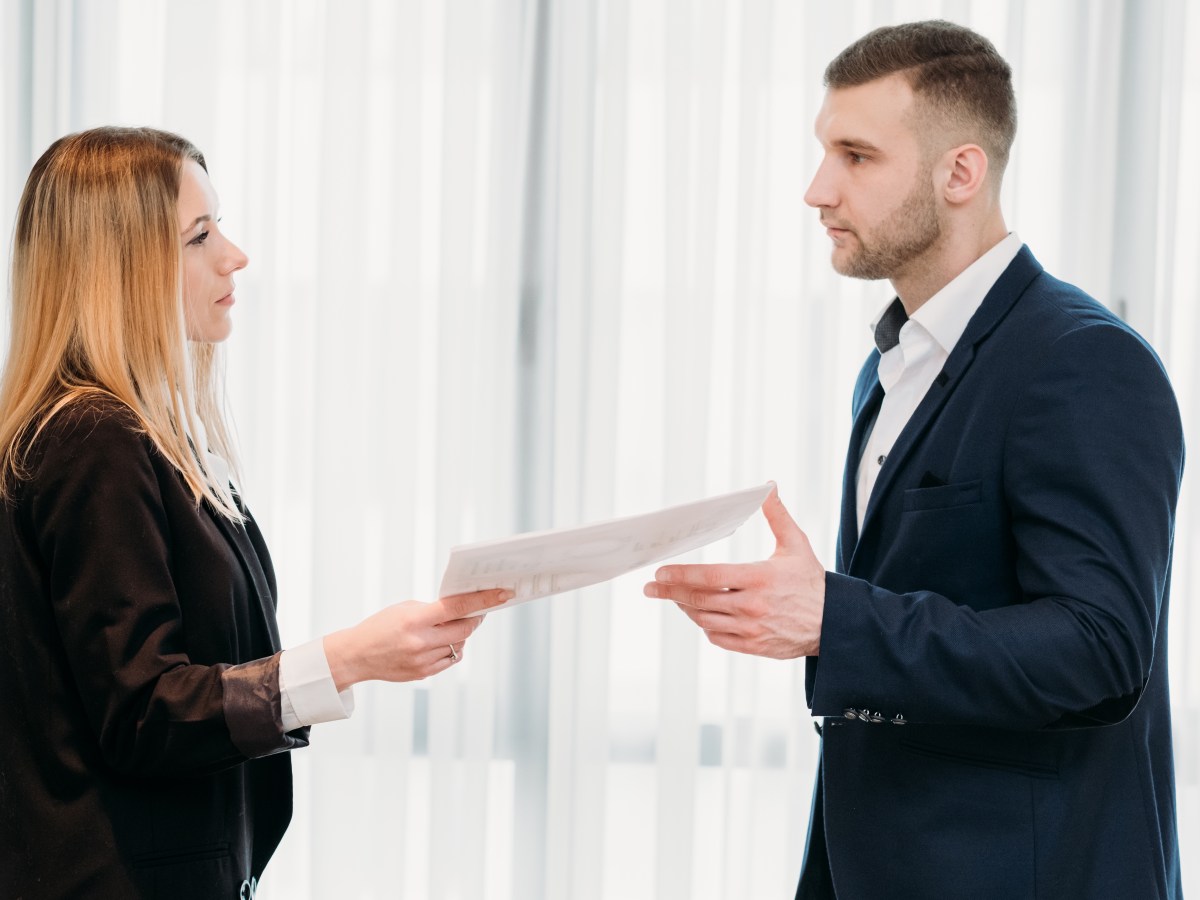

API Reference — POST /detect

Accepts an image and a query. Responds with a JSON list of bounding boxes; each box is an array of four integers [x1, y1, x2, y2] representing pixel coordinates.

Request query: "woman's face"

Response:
[[177, 160, 248, 343]]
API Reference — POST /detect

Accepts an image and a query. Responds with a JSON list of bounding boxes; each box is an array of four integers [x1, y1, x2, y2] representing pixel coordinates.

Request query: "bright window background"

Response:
[[1, 1, 1196, 897]]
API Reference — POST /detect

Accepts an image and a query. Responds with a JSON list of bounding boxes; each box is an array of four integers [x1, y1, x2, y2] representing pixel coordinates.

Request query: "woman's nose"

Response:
[[221, 237, 249, 275]]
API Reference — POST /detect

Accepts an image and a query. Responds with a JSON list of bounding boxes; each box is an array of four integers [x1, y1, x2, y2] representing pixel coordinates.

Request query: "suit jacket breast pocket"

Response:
[[902, 479, 982, 512], [894, 479, 1014, 608]]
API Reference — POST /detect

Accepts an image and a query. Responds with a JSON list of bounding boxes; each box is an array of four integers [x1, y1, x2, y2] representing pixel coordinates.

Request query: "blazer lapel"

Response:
[[208, 501, 284, 652], [856, 246, 1045, 541], [837, 355, 884, 572]]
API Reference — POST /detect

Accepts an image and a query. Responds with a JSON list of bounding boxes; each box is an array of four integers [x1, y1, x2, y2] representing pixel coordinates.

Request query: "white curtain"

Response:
[[1, 1, 1196, 897]]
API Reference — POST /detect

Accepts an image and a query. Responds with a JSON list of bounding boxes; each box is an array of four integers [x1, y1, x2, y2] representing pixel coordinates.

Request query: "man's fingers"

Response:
[[762, 487, 808, 554], [653, 562, 763, 591], [672, 602, 758, 636], [432, 588, 513, 623], [649, 581, 771, 621], [704, 630, 756, 655], [645, 580, 739, 611]]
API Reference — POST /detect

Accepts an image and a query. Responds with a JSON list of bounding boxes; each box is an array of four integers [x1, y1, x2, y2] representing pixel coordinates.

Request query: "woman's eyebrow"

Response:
[[181, 214, 212, 234]]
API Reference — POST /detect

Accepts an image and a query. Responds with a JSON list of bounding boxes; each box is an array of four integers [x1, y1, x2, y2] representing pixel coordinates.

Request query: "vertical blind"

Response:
[[1, 1, 1195, 897]]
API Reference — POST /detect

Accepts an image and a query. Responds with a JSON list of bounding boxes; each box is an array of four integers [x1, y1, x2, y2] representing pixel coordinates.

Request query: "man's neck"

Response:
[[893, 217, 1009, 314]]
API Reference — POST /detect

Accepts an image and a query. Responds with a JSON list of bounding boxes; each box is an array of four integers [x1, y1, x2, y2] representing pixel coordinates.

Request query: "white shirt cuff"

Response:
[[279, 638, 356, 732]]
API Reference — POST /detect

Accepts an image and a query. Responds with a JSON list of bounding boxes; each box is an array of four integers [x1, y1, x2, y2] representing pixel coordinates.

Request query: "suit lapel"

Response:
[[208, 501, 284, 652], [837, 356, 884, 572], [855, 246, 1045, 548]]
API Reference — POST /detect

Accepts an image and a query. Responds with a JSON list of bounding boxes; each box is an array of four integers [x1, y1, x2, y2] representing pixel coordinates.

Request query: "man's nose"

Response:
[[804, 157, 836, 209]]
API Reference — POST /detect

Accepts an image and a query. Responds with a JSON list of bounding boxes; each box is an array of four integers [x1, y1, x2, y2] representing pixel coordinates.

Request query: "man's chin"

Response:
[[831, 252, 888, 282]]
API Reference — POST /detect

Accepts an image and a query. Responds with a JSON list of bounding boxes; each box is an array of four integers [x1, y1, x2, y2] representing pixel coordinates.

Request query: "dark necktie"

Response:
[[873, 298, 908, 353]]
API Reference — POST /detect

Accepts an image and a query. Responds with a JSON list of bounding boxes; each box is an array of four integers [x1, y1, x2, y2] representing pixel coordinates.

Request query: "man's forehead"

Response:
[[814, 74, 918, 142]]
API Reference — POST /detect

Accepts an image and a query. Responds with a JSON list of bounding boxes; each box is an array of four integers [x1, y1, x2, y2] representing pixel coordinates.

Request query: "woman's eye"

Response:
[[188, 230, 210, 246]]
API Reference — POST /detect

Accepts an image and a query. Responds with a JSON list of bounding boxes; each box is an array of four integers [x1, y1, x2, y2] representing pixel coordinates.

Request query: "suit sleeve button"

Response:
[[843, 708, 858, 720], [891, 714, 906, 725], [868, 712, 885, 724]]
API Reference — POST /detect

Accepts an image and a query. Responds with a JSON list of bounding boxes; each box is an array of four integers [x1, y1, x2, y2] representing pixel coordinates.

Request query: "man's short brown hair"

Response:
[[825, 20, 1017, 178]]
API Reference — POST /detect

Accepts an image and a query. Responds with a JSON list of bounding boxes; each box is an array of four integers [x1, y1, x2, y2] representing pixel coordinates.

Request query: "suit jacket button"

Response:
[[843, 708, 858, 720]]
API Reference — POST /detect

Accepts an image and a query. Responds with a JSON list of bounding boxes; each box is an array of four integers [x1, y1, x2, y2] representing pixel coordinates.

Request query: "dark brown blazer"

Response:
[[0, 398, 309, 898]]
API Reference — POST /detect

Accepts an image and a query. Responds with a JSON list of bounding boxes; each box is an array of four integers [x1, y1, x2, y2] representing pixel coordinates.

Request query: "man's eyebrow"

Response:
[[181, 214, 212, 234], [833, 137, 882, 154]]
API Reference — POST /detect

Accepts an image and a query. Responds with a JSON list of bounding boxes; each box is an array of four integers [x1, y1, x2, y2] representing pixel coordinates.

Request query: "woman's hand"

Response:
[[322, 588, 512, 691]]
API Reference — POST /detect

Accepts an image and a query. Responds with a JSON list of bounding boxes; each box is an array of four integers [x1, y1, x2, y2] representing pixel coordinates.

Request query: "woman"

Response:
[[0, 127, 507, 898]]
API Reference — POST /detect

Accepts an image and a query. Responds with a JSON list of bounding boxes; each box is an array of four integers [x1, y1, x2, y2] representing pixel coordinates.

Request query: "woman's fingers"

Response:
[[408, 618, 484, 673], [330, 590, 511, 687], [431, 588, 513, 623], [433, 616, 481, 646]]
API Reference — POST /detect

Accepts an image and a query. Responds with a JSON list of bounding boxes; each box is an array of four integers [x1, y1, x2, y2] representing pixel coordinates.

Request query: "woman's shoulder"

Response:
[[30, 393, 152, 473], [43, 391, 142, 436], [6, 394, 164, 525]]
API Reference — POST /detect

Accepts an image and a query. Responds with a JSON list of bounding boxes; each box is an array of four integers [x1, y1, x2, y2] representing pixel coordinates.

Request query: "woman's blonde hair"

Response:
[[0, 126, 243, 519]]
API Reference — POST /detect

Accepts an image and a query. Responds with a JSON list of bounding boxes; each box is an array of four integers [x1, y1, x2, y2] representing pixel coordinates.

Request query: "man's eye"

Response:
[[848, 152, 867, 164]]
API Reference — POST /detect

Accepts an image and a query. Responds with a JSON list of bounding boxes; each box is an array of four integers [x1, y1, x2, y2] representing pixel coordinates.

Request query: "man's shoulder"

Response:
[[990, 265, 1175, 406], [1021, 270, 1119, 324], [1002, 262, 1151, 354]]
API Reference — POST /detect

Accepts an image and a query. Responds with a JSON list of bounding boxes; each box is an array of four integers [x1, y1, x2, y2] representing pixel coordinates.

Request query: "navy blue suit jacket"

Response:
[[797, 247, 1185, 899]]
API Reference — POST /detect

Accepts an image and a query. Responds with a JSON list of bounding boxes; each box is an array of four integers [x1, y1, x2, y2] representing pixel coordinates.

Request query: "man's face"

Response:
[[804, 74, 942, 282]]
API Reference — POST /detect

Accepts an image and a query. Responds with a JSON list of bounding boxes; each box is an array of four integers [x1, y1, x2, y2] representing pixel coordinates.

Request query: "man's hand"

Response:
[[643, 488, 825, 658]]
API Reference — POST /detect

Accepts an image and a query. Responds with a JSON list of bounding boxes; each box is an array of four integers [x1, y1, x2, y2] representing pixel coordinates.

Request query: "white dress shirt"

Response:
[[279, 637, 355, 732], [856, 233, 1022, 529]]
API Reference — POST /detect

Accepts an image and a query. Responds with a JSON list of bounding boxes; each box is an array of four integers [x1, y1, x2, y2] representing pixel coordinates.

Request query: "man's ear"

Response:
[[939, 144, 990, 205]]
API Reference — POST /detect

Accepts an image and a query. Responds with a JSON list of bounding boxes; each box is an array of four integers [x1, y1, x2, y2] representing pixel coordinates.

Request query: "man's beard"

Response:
[[834, 169, 942, 281]]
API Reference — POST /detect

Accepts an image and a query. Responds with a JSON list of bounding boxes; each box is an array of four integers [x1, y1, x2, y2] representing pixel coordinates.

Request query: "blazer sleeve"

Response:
[[810, 321, 1184, 730], [27, 408, 307, 775]]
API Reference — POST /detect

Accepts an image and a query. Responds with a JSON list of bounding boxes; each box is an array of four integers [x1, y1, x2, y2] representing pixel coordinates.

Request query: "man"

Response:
[[645, 20, 1184, 900]]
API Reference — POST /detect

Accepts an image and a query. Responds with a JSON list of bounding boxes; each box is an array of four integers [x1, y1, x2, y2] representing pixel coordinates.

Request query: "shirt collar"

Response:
[[868, 232, 1023, 354]]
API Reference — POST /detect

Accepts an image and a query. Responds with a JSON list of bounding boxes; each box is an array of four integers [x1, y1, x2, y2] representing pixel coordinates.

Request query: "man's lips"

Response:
[[819, 218, 855, 242]]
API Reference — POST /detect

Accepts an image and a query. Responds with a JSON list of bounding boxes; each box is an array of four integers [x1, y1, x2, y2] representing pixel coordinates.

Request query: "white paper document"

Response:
[[438, 482, 774, 613]]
